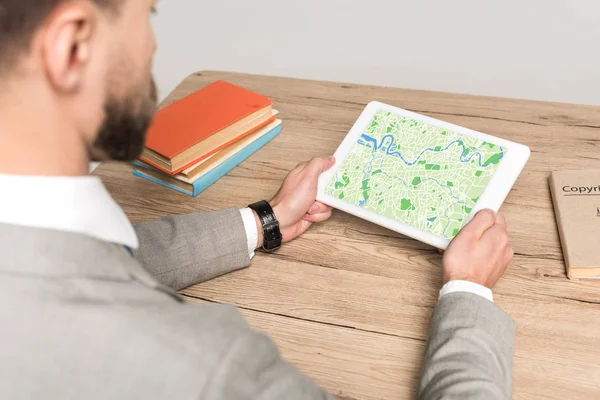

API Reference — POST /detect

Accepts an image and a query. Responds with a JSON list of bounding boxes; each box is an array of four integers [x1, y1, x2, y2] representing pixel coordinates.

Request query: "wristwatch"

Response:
[[248, 200, 282, 252]]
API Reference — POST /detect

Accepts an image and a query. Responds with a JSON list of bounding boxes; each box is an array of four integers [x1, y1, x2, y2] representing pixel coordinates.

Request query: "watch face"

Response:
[[249, 200, 282, 252]]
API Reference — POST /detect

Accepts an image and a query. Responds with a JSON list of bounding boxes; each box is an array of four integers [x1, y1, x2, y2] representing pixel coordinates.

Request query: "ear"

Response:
[[40, 2, 96, 93]]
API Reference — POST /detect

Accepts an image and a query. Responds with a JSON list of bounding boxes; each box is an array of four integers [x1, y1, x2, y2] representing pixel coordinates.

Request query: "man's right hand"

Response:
[[442, 209, 514, 289]]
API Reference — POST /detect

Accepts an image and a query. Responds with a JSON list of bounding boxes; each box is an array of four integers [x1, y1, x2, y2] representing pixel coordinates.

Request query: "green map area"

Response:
[[326, 110, 506, 240]]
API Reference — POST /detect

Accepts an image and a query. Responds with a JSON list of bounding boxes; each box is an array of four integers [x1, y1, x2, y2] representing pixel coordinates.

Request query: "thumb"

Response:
[[460, 209, 496, 239], [305, 156, 336, 176]]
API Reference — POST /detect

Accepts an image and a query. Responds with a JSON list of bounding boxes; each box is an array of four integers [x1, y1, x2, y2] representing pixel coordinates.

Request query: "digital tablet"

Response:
[[317, 101, 530, 249]]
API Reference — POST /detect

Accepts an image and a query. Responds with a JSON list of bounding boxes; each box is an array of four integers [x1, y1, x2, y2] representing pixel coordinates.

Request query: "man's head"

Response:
[[0, 0, 158, 166]]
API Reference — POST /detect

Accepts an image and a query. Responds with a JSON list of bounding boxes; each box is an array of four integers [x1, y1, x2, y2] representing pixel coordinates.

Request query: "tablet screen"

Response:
[[325, 109, 507, 240]]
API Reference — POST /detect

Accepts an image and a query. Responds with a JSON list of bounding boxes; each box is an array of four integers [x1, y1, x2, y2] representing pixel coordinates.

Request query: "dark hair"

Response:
[[0, 0, 117, 70]]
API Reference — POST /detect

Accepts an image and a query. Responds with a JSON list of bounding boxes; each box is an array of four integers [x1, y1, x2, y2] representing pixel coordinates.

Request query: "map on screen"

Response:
[[325, 110, 506, 240]]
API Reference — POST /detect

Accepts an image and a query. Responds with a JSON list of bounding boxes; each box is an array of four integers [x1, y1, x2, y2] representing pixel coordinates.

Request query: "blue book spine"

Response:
[[133, 124, 282, 196]]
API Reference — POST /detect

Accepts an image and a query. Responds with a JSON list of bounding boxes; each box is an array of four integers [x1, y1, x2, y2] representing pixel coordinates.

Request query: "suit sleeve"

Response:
[[132, 208, 251, 291], [418, 292, 515, 400], [206, 323, 335, 400]]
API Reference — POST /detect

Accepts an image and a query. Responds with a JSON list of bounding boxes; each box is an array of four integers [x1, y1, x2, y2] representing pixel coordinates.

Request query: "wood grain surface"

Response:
[[94, 71, 600, 400]]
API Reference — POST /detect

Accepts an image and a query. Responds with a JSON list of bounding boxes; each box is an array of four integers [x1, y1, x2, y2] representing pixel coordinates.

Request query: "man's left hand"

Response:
[[254, 156, 336, 247]]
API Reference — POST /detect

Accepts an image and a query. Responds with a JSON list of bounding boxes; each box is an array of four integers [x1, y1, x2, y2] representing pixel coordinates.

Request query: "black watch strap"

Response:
[[248, 200, 282, 252]]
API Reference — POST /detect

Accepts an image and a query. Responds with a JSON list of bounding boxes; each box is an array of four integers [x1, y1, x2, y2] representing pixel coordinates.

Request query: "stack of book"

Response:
[[133, 80, 282, 196]]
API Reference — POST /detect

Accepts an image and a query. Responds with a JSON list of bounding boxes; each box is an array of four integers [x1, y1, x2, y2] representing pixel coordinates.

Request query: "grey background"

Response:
[[151, 0, 600, 105]]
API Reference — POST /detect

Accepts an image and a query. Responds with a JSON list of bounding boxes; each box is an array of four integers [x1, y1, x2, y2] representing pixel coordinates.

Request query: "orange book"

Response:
[[140, 80, 274, 175]]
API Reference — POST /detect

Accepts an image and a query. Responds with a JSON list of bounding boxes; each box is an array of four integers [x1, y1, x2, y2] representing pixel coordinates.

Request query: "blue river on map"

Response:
[[347, 133, 505, 235], [358, 133, 503, 168]]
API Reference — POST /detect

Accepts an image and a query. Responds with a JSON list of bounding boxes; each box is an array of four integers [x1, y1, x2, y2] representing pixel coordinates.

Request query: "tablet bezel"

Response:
[[317, 101, 530, 249]]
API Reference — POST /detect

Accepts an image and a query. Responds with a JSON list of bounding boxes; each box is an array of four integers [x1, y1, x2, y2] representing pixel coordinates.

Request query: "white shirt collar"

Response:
[[0, 174, 139, 249]]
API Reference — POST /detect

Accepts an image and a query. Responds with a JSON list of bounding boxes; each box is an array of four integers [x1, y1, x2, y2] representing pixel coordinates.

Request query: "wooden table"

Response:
[[94, 71, 600, 400]]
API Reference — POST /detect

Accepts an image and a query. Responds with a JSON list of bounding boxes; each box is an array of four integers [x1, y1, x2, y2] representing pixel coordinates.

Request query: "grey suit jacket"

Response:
[[0, 208, 514, 399]]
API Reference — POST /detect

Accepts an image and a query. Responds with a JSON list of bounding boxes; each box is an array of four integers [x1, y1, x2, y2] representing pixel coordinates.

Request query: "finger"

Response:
[[460, 209, 497, 239], [308, 201, 332, 215], [293, 161, 308, 173], [284, 219, 313, 242], [302, 210, 333, 223], [495, 213, 506, 227], [480, 223, 509, 250], [303, 211, 332, 223], [304, 156, 336, 176], [504, 246, 514, 264]]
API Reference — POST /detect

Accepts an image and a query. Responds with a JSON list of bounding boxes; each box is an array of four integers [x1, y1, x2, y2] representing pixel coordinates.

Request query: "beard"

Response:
[[90, 78, 158, 162]]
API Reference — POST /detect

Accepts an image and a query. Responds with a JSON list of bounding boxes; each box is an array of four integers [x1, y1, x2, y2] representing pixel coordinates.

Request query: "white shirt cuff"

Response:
[[239, 208, 258, 259], [439, 280, 494, 303]]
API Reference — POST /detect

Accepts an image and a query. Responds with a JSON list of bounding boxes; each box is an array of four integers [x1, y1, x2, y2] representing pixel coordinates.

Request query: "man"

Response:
[[0, 0, 515, 399]]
